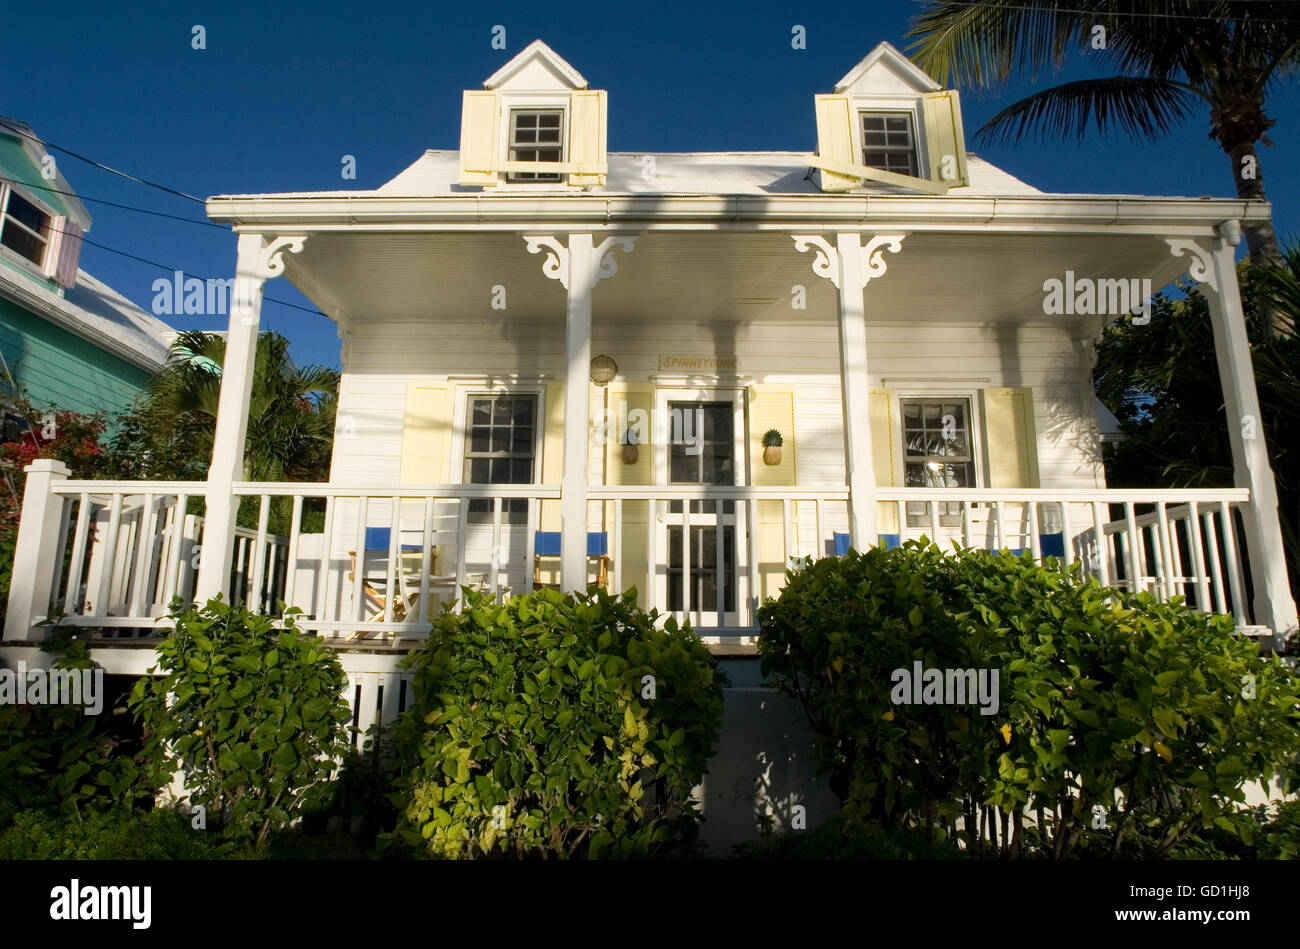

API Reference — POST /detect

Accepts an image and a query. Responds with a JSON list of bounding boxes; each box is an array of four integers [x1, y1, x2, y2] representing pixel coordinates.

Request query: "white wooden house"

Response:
[[3, 40, 1294, 842]]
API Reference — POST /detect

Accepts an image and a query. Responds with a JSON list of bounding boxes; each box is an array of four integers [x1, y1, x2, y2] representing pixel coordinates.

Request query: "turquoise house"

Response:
[[0, 116, 175, 424]]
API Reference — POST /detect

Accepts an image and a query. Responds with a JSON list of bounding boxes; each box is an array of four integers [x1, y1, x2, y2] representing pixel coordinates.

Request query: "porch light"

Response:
[[590, 354, 618, 386]]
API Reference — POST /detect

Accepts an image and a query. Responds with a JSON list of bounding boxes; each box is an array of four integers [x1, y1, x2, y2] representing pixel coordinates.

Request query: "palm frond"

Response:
[[906, 0, 1114, 89], [974, 75, 1196, 146]]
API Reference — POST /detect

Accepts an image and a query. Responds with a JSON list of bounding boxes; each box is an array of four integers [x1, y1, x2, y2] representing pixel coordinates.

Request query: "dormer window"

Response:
[[860, 112, 917, 177], [811, 41, 968, 195], [458, 40, 608, 189], [508, 109, 564, 182], [0, 186, 52, 268]]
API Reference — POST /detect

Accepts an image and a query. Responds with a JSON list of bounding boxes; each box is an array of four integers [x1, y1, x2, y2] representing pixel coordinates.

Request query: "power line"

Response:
[[1, 122, 206, 204], [32, 220, 327, 319], [0, 174, 226, 230]]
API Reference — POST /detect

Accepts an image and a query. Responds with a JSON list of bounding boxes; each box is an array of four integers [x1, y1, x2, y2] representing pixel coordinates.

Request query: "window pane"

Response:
[[514, 399, 534, 424], [5, 191, 48, 234], [472, 400, 491, 424], [471, 427, 490, 452], [468, 459, 490, 483], [0, 226, 44, 265]]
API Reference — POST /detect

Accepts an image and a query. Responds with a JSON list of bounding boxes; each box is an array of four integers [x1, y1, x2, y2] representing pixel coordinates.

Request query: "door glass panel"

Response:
[[664, 400, 738, 615]]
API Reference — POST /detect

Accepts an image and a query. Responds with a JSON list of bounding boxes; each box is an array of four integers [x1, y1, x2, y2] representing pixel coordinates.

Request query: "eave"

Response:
[[205, 193, 1270, 237]]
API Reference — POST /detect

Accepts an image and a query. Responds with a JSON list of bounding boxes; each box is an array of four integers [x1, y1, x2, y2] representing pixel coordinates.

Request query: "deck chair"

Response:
[[832, 532, 899, 556], [348, 526, 454, 638], [533, 531, 610, 590]]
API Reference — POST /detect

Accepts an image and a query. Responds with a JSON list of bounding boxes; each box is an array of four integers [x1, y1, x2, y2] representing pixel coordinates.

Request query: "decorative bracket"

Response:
[[1165, 238, 1217, 292], [792, 233, 906, 291], [252, 234, 308, 280], [592, 236, 637, 287], [524, 234, 637, 291]]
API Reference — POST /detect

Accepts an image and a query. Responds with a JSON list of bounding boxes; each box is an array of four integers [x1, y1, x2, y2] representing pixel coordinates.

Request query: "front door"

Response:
[[653, 391, 747, 628]]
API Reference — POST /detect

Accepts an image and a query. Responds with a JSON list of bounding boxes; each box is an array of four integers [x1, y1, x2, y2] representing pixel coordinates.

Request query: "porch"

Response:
[[3, 197, 1296, 655], [2, 469, 1264, 647]]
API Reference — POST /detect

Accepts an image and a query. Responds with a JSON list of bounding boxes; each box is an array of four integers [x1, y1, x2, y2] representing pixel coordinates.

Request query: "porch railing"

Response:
[[875, 489, 1253, 624], [29, 480, 291, 633], [2, 467, 1255, 643]]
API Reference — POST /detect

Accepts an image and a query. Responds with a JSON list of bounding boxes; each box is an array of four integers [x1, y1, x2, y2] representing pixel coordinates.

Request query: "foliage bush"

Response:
[[388, 587, 724, 859], [0, 807, 227, 860], [0, 632, 159, 828], [758, 540, 1300, 859], [129, 598, 351, 851]]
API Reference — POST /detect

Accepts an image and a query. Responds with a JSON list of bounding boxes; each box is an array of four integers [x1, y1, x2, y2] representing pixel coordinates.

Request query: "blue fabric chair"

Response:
[[364, 527, 422, 552], [1003, 533, 1067, 557], [534, 532, 610, 587], [832, 532, 900, 556]]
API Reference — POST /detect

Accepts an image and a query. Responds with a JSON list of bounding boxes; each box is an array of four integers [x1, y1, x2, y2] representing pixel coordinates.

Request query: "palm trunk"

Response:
[[1228, 141, 1288, 339]]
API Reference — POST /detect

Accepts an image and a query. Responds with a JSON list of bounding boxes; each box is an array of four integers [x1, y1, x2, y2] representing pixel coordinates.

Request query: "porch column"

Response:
[[194, 233, 307, 603], [524, 234, 636, 591], [793, 233, 906, 549], [3, 459, 71, 640], [1168, 228, 1298, 639]]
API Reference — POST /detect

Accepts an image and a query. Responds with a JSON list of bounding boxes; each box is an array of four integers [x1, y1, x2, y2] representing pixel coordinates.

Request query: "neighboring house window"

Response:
[[463, 394, 536, 523], [0, 187, 52, 268], [508, 109, 564, 182], [860, 112, 917, 177], [901, 397, 975, 527]]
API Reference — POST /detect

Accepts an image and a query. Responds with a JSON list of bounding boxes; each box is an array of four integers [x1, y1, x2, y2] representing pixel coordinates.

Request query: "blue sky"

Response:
[[5, 0, 1298, 369]]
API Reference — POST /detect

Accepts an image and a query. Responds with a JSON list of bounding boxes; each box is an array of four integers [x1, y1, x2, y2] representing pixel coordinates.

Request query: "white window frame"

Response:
[[0, 182, 56, 278], [850, 96, 930, 181], [890, 387, 985, 491], [449, 381, 547, 487], [495, 93, 571, 190]]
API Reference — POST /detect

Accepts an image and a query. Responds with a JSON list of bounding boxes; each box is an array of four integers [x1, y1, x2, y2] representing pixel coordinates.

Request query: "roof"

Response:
[[0, 117, 92, 228], [373, 150, 1044, 197], [0, 263, 176, 372], [834, 42, 942, 95], [483, 39, 588, 91]]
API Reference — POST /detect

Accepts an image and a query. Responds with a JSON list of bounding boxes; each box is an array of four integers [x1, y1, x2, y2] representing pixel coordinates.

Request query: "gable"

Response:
[[834, 42, 942, 96], [483, 39, 587, 91]]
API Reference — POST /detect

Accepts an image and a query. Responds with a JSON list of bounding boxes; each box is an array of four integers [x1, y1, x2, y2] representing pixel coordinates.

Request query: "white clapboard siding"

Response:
[[330, 318, 1104, 495]]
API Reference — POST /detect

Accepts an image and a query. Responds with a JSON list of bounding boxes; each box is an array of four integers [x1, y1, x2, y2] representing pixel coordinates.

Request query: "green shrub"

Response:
[[0, 807, 228, 860], [0, 633, 159, 827], [129, 598, 352, 852], [758, 540, 1300, 859], [1259, 800, 1300, 860], [388, 587, 724, 859]]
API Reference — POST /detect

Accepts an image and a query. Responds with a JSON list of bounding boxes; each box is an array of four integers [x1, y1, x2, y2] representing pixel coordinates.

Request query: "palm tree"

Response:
[[149, 330, 338, 482], [906, 0, 1300, 334]]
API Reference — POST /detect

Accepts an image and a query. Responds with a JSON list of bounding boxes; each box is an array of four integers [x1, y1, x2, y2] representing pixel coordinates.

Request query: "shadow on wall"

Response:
[[693, 683, 840, 856]]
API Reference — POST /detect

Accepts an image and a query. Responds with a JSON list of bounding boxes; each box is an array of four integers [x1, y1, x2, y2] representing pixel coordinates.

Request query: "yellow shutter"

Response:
[[540, 382, 565, 531], [750, 387, 796, 600], [400, 384, 450, 483], [813, 94, 859, 192], [869, 388, 899, 534], [922, 90, 969, 188], [459, 90, 501, 186], [603, 385, 650, 599], [605, 385, 651, 487], [568, 90, 607, 187], [983, 388, 1040, 488]]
